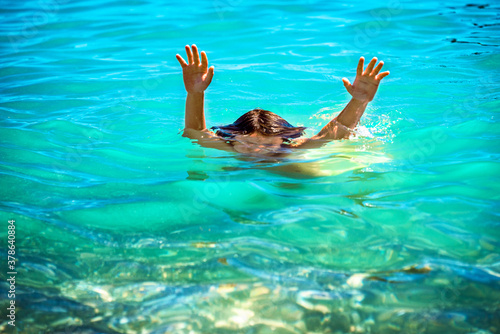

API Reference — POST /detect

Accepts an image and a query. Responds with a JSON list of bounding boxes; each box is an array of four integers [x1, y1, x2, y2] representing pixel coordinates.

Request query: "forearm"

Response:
[[185, 92, 206, 130], [315, 98, 368, 140], [336, 98, 369, 129]]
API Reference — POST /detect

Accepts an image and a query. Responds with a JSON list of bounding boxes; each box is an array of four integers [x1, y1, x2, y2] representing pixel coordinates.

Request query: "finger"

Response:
[[342, 77, 353, 94], [192, 44, 200, 66], [357, 57, 364, 76], [201, 51, 208, 69], [185, 45, 193, 65], [363, 57, 377, 75], [371, 61, 384, 76], [375, 71, 390, 81], [176, 54, 188, 68], [206, 66, 215, 85]]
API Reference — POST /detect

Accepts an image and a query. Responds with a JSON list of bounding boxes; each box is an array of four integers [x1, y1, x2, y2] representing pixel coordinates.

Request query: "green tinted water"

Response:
[[0, 0, 499, 333]]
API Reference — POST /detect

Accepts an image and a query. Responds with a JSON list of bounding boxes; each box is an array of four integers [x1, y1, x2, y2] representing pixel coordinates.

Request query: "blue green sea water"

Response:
[[1, 0, 499, 333]]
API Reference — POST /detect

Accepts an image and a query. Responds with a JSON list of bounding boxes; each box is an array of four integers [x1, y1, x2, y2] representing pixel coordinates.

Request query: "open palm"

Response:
[[342, 57, 389, 102], [176, 44, 215, 94]]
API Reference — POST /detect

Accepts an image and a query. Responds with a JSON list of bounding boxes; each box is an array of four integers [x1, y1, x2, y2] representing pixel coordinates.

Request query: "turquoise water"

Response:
[[1, 0, 499, 333]]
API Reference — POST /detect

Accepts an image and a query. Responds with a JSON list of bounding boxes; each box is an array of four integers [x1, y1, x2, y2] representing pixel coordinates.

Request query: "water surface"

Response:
[[0, 0, 499, 333]]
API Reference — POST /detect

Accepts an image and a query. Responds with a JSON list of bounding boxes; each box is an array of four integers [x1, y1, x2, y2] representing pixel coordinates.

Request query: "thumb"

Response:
[[206, 66, 215, 85], [342, 77, 353, 94]]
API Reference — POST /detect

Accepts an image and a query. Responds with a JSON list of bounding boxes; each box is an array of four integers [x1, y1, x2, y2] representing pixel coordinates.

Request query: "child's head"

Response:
[[211, 108, 306, 142]]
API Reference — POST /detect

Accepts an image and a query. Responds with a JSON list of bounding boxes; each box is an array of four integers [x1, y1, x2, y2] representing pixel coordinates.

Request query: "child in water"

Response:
[[176, 44, 389, 155]]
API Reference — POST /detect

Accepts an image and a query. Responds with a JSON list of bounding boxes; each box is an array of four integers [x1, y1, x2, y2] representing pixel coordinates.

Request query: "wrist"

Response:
[[351, 97, 370, 105], [187, 91, 204, 97]]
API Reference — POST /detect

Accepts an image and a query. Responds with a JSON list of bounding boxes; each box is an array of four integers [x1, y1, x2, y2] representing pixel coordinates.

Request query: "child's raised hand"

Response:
[[342, 57, 389, 103], [176, 44, 214, 94]]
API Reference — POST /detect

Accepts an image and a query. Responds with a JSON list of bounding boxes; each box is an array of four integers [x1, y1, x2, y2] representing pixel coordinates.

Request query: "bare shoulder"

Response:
[[182, 128, 234, 151], [182, 128, 216, 140], [288, 136, 329, 149]]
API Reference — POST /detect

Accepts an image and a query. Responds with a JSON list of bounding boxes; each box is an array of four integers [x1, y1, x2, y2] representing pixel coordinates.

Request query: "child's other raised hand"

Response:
[[176, 44, 215, 94], [342, 57, 389, 103]]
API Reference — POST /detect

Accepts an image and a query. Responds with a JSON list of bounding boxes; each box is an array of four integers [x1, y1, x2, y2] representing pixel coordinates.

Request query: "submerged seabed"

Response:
[[0, 0, 499, 333]]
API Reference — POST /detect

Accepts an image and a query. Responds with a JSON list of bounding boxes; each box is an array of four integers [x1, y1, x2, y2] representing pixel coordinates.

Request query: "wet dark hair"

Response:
[[211, 108, 306, 141]]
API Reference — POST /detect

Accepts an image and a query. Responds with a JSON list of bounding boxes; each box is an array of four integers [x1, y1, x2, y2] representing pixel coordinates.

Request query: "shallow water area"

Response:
[[0, 0, 499, 333]]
